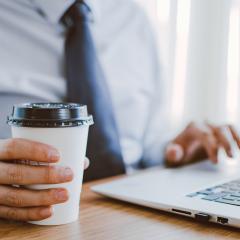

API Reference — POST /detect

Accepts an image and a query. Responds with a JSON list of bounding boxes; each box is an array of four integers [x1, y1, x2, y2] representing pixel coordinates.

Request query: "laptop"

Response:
[[92, 148, 240, 228]]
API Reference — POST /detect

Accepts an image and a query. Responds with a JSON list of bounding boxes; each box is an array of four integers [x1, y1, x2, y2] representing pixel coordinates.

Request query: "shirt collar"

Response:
[[30, 0, 100, 25]]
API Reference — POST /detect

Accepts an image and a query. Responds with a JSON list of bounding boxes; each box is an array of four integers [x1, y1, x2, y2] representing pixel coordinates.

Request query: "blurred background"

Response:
[[136, 0, 240, 129]]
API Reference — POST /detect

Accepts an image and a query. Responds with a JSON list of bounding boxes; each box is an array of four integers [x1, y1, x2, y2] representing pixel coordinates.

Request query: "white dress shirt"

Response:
[[0, 0, 171, 170]]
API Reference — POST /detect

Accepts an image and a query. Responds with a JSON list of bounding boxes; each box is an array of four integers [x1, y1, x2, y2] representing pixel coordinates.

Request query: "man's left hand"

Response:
[[165, 122, 240, 166]]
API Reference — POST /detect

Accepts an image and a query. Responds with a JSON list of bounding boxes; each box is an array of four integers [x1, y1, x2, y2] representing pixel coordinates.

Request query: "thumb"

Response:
[[84, 157, 90, 170], [165, 143, 184, 165]]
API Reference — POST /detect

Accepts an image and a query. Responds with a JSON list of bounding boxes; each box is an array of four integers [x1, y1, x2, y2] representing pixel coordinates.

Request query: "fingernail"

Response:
[[84, 158, 90, 169], [174, 148, 183, 161], [40, 208, 52, 218], [60, 167, 74, 181], [166, 144, 184, 162], [48, 149, 60, 162], [55, 189, 68, 201], [228, 150, 233, 158]]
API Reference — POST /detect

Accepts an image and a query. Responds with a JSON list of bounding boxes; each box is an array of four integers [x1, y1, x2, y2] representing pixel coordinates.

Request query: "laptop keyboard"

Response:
[[187, 179, 240, 206]]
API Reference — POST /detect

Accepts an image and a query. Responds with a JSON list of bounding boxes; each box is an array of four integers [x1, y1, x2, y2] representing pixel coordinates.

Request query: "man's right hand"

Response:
[[0, 138, 74, 222]]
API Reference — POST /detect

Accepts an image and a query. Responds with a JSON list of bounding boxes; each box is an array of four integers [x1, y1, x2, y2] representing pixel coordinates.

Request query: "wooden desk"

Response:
[[0, 176, 240, 240]]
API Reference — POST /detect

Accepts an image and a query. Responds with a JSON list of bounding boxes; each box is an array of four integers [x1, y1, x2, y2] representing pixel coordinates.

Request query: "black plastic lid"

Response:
[[7, 103, 94, 128]]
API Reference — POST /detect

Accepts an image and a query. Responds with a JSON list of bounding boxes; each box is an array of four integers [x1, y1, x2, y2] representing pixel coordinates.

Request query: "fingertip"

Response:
[[210, 156, 218, 164], [84, 157, 90, 169], [61, 167, 74, 182], [166, 143, 184, 163], [47, 148, 60, 162], [48, 206, 53, 216], [39, 206, 53, 219], [227, 149, 233, 158], [54, 188, 69, 202]]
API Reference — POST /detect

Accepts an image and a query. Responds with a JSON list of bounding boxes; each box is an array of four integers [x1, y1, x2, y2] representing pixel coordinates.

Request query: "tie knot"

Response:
[[61, 0, 92, 28]]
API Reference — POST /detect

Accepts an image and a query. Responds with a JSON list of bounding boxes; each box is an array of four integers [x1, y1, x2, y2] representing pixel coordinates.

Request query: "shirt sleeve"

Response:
[[138, 10, 176, 167]]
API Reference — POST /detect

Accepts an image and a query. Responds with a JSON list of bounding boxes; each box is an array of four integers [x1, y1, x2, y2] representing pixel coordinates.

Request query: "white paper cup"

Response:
[[7, 103, 93, 225]]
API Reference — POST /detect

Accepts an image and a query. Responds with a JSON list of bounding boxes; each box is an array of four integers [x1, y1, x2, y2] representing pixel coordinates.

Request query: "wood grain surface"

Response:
[[0, 175, 240, 240]]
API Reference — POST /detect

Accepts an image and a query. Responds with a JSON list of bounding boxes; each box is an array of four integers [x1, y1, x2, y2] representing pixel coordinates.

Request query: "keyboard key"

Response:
[[197, 190, 212, 195], [202, 195, 221, 201], [230, 193, 240, 198], [211, 187, 227, 192], [229, 187, 240, 191], [215, 198, 240, 206], [186, 193, 198, 197], [222, 191, 235, 194], [222, 195, 239, 201], [202, 193, 227, 201]]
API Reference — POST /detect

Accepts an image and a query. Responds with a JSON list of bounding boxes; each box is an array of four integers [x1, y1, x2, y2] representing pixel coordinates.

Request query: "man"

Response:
[[0, 0, 239, 222]]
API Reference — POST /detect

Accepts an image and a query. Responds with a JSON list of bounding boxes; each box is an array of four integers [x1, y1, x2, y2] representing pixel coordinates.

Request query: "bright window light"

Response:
[[157, 0, 170, 22], [226, 7, 240, 124], [171, 0, 191, 123]]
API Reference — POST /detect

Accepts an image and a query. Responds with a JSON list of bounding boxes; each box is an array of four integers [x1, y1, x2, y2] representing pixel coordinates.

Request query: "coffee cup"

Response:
[[7, 103, 93, 225]]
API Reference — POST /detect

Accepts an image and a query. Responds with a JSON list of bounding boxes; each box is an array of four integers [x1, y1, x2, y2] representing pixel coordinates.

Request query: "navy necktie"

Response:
[[61, 1, 125, 181]]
